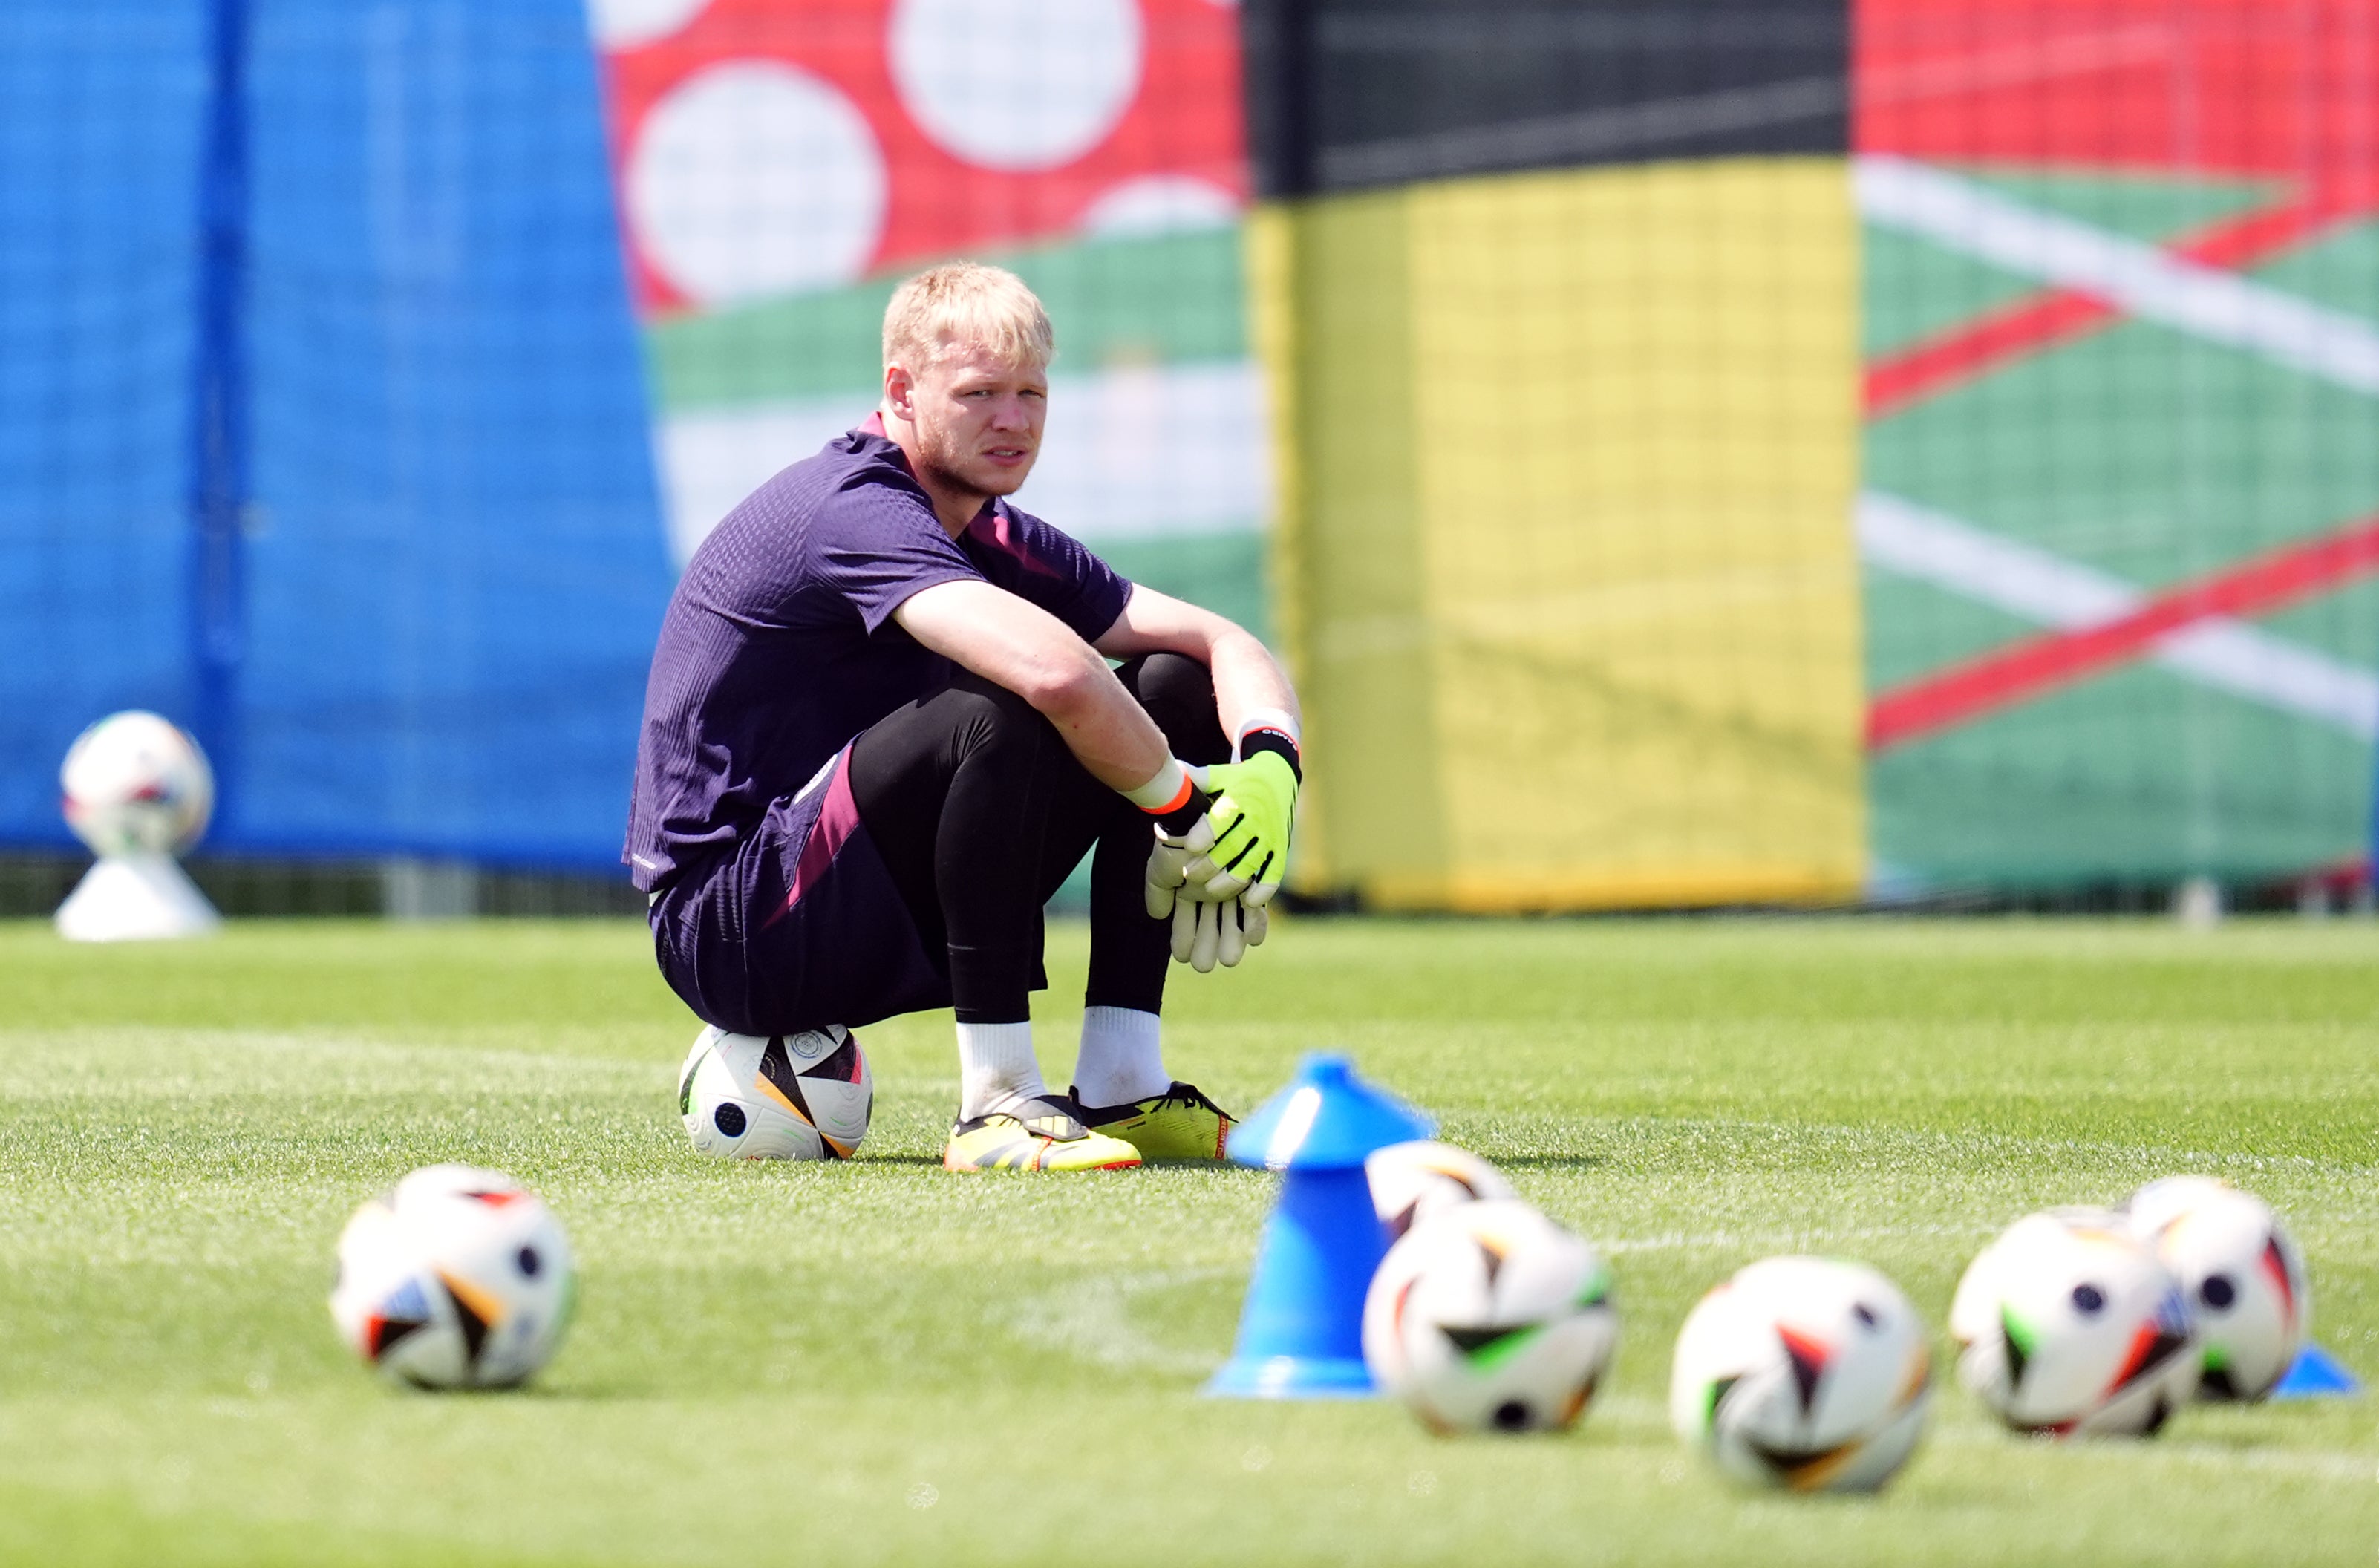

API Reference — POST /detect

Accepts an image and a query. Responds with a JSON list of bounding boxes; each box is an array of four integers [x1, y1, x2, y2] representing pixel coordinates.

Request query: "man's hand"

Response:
[[1169, 894, 1267, 972], [1142, 811, 1211, 919], [1179, 751, 1298, 906], [1142, 815, 1271, 970]]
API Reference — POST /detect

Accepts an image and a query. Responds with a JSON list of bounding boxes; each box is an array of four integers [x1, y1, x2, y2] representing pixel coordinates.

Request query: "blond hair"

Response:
[[881, 261, 1055, 373]]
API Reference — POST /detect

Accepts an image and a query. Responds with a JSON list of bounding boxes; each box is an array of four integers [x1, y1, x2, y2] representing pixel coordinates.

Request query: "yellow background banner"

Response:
[[1256, 158, 1866, 910]]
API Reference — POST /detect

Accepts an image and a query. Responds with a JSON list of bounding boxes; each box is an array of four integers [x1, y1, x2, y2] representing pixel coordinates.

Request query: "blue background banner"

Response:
[[0, 0, 671, 870]]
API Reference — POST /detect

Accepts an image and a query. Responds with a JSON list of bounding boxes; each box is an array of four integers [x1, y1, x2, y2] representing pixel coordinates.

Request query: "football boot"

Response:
[[942, 1097, 1143, 1172], [1071, 1081, 1234, 1161]]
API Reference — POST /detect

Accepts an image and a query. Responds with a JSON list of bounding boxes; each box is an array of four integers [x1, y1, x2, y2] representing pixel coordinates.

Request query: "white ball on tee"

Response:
[[60, 710, 213, 857]]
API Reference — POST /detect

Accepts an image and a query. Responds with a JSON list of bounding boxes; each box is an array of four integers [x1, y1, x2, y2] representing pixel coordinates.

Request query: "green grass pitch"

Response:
[[3, 915, 2375, 1566]]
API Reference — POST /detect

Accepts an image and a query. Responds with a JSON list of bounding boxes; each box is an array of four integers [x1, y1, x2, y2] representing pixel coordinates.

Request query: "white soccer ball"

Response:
[[329, 1164, 575, 1390], [679, 1025, 872, 1160], [2124, 1175, 2310, 1401], [1669, 1256, 1932, 1493], [60, 710, 214, 857], [1951, 1209, 2199, 1437], [1366, 1140, 1518, 1244], [1362, 1199, 1618, 1433]]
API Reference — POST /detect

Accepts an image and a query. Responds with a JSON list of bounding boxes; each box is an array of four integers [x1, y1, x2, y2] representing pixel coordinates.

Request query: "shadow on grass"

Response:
[[849, 1154, 1273, 1175]]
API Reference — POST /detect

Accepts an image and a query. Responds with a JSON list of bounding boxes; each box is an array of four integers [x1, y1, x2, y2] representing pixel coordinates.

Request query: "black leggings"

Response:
[[845, 653, 1231, 1024]]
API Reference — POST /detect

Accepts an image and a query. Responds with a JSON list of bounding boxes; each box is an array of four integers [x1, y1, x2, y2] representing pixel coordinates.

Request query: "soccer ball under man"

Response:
[[1362, 1198, 1618, 1433], [329, 1165, 575, 1390], [1670, 1256, 1932, 1492], [2124, 1175, 2310, 1401], [679, 1025, 873, 1160], [1951, 1209, 2199, 1437], [60, 710, 214, 856]]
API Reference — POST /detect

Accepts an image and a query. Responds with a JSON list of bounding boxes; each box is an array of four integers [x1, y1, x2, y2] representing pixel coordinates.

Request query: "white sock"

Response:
[[1071, 1006, 1169, 1108], [956, 1021, 1047, 1120]]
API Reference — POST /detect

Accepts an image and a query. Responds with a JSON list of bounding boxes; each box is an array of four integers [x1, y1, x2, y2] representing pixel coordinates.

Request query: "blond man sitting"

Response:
[[626, 262, 1302, 1170]]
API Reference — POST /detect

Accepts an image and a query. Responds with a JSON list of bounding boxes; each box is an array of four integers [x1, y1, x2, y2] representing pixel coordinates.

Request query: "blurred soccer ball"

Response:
[[1362, 1198, 1617, 1433], [1951, 1209, 2199, 1437], [1365, 1140, 1518, 1244], [60, 710, 213, 857], [679, 1025, 872, 1160], [2124, 1175, 2309, 1401], [1669, 1256, 1932, 1492], [329, 1164, 575, 1390]]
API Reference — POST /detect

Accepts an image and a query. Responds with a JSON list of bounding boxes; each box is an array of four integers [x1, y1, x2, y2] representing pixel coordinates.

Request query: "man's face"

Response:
[[899, 342, 1048, 501]]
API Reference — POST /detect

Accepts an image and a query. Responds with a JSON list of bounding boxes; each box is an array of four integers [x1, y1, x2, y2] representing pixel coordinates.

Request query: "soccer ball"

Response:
[[2124, 1176, 2310, 1401], [329, 1164, 575, 1390], [1361, 1199, 1618, 1433], [1669, 1256, 1932, 1492], [60, 710, 213, 856], [679, 1025, 872, 1160], [1366, 1140, 1518, 1244], [1951, 1209, 2199, 1437]]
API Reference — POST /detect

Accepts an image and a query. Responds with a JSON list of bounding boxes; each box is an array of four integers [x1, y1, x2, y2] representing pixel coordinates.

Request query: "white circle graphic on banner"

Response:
[[1081, 174, 1241, 237], [889, 0, 1143, 172], [627, 61, 887, 306], [586, 0, 711, 50]]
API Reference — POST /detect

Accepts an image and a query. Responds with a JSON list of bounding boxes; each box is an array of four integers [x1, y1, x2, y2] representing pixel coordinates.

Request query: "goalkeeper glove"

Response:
[[1180, 738, 1299, 906], [1128, 758, 1214, 923], [1172, 892, 1267, 972], [1129, 722, 1301, 928]]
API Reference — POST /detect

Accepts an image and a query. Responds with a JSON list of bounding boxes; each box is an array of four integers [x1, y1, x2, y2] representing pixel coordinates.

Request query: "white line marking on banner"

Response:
[[1859, 491, 2379, 738], [1855, 156, 2379, 394]]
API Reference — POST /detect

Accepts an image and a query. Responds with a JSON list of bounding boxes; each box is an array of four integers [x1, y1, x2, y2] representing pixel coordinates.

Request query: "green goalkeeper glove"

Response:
[[1179, 745, 1299, 906], [1136, 726, 1302, 947]]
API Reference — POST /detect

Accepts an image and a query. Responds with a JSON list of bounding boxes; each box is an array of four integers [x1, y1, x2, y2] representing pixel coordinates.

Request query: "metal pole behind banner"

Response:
[[189, 0, 251, 835]]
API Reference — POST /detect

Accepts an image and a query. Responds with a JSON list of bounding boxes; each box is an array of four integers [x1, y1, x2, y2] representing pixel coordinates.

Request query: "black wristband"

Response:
[[1239, 728, 1302, 783], [1154, 784, 1213, 837]]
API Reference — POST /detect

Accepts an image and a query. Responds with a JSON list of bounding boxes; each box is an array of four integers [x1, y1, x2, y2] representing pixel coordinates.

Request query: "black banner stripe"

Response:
[[1244, 0, 1849, 198]]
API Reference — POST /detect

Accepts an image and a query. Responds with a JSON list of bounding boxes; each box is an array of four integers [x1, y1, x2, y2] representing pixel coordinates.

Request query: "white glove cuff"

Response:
[[1123, 757, 1195, 814], [1233, 708, 1302, 762]]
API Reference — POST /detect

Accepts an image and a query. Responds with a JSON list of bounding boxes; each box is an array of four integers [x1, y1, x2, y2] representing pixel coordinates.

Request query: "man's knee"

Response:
[[1123, 653, 1229, 764], [947, 666, 1051, 733], [944, 670, 1059, 762]]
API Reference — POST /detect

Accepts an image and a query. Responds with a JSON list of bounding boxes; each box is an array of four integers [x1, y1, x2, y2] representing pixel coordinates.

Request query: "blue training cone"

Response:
[[2272, 1343, 2361, 1399], [1205, 1054, 1433, 1399]]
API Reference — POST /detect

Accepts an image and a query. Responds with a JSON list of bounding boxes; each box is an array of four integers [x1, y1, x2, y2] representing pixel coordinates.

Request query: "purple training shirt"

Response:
[[624, 417, 1132, 894]]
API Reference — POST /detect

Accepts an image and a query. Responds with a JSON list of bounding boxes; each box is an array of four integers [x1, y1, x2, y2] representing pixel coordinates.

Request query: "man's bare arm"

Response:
[[891, 578, 1171, 791], [1093, 584, 1299, 747]]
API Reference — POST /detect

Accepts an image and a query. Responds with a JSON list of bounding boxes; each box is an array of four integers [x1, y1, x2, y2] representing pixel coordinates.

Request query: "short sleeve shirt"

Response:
[[624, 419, 1132, 892]]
